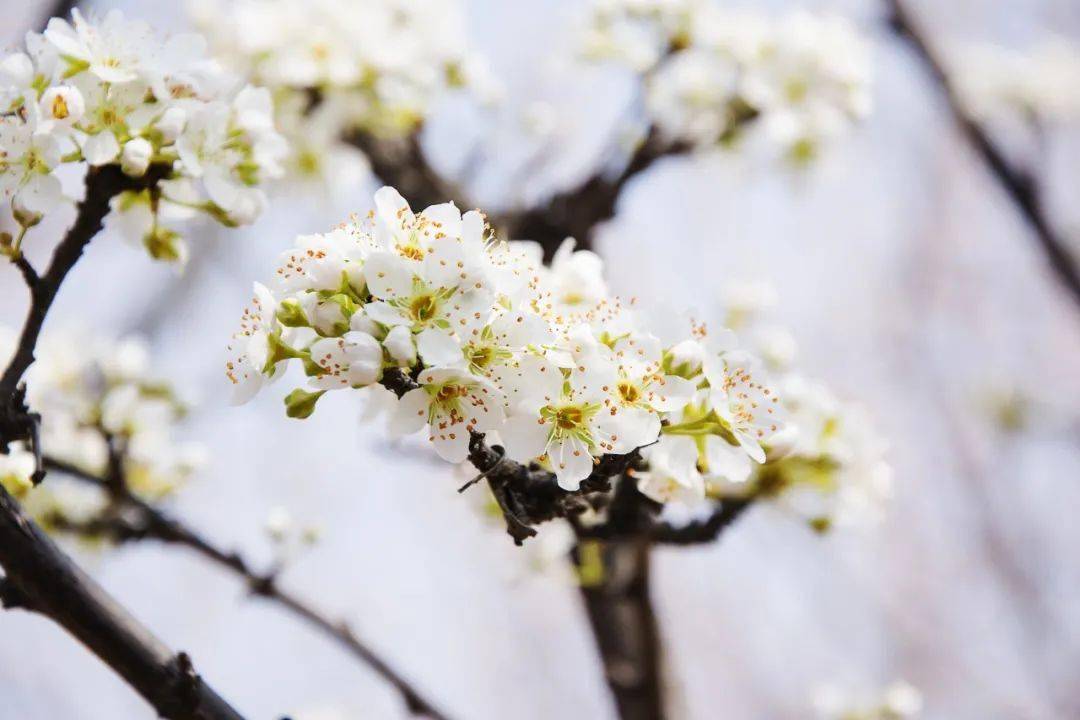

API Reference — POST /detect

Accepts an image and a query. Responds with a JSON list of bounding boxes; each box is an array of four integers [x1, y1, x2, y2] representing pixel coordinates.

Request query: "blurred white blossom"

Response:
[[228, 186, 786, 493], [0, 9, 285, 262], [0, 328, 204, 524], [813, 680, 923, 719], [951, 36, 1080, 122], [192, 0, 494, 185], [583, 1, 872, 162]]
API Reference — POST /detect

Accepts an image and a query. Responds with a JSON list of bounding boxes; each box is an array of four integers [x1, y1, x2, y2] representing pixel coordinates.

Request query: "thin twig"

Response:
[[885, 0, 1080, 312], [43, 457, 452, 720]]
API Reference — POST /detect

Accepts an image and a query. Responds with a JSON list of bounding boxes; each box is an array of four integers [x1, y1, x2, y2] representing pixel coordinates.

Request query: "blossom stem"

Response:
[[885, 0, 1080, 313], [43, 456, 454, 720]]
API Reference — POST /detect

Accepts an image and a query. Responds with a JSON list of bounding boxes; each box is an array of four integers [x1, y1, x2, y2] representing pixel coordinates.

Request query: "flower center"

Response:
[[409, 293, 438, 322], [554, 406, 584, 430], [51, 95, 70, 120], [468, 345, 493, 369], [435, 383, 465, 404], [617, 380, 640, 404], [397, 241, 425, 261]]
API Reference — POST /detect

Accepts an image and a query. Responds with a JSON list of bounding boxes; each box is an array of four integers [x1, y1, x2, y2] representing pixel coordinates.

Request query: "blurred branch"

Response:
[[39, 0, 78, 30], [885, 0, 1080, 312], [0, 482, 244, 720], [343, 130, 471, 213], [43, 456, 453, 720], [496, 128, 692, 261], [1, 165, 167, 484], [571, 479, 665, 720]]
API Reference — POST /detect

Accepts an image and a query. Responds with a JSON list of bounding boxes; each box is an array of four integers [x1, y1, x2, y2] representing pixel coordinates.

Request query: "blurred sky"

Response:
[[1, 1, 1079, 719]]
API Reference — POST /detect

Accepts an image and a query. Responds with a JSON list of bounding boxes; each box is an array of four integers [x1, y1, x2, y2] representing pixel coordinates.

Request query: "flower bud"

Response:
[[225, 191, 266, 226], [156, 107, 187, 144], [666, 339, 705, 378], [384, 326, 416, 365], [39, 85, 85, 126], [121, 138, 153, 177]]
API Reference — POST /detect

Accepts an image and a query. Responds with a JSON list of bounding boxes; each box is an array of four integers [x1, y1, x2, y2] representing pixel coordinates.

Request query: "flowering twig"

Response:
[[885, 0, 1080, 312], [43, 456, 452, 720], [0, 165, 167, 484], [0, 482, 245, 720]]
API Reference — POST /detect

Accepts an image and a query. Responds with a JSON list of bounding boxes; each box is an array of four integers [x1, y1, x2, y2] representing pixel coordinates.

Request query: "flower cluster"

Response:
[[642, 282, 892, 529], [582, 1, 872, 162], [227, 186, 787, 492], [0, 9, 285, 262], [0, 329, 204, 515], [193, 0, 491, 183], [951, 37, 1080, 123]]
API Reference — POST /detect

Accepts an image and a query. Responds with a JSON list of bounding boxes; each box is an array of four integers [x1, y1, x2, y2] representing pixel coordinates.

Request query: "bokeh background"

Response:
[[2, 0, 1079, 718]]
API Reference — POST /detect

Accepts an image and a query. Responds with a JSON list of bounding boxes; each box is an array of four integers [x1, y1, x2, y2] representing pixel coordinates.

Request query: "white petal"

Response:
[[500, 414, 550, 461], [363, 301, 408, 327], [648, 375, 697, 412], [416, 328, 463, 367], [551, 437, 594, 490], [430, 425, 470, 464], [389, 388, 430, 437], [83, 132, 121, 166], [364, 251, 414, 300]]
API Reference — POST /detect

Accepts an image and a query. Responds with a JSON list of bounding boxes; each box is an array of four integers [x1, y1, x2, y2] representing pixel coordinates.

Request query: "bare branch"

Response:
[[0, 483, 245, 720], [43, 457, 453, 720], [885, 0, 1080, 312], [496, 128, 692, 260]]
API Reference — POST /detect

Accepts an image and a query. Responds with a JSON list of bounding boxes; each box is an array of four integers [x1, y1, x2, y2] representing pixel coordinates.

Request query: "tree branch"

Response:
[[343, 130, 470, 213], [497, 128, 692, 260], [0, 482, 245, 719], [885, 0, 1080, 312], [38, 0, 78, 31], [43, 457, 452, 720]]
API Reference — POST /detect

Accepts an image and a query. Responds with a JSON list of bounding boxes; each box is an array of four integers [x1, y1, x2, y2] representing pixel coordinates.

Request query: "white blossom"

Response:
[[229, 186, 787, 497], [0, 8, 286, 261], [193, 0, 491, 184], [583, 2, 872, 161]]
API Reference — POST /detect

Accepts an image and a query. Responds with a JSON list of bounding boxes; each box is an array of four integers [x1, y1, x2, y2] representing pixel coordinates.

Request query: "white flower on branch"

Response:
[[227, 186, 787, 500], [0, 328, 204, 527], [0, 8, 286, 261], [192, 0, 492, 183]]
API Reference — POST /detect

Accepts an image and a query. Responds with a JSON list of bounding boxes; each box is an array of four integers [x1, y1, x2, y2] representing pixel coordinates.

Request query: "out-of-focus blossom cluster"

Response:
[[582, 0, 872, 162], [638, 281, 892, 530], [813, 680, 923, 719], [951, 37, 1080, 123], [0, 9, 285, 262], [227, 185, 788, 494], [0, 329, 204, 529], [192, 0, 493, 183]]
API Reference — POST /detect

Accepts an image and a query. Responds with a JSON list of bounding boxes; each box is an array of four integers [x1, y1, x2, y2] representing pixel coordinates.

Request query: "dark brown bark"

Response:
[[344, 131, 468, 213], [44, 456, 453, 720], [576, 539, 665, 720], [0, 483, 245, 720], [497, 129, 691, 261], [885, 0, 1080, 312], [0, 163, 243, 719]]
